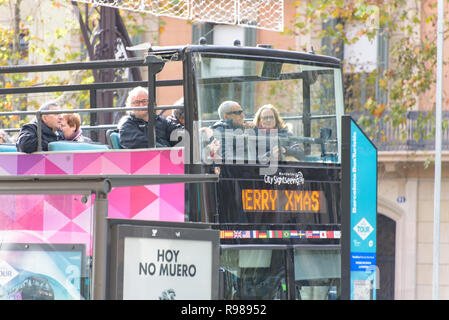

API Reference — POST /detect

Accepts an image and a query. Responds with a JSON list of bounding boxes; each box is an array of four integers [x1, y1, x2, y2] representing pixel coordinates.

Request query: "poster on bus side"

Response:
[[0, 243, 85, 300]]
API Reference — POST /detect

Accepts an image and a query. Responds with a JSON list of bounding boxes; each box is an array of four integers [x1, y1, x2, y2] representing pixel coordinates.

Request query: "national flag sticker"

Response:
[[220, 230, 341, 239]]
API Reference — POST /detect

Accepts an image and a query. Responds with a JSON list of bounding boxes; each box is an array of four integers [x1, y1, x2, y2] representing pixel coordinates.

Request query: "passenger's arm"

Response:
[[279, 132, 305, 161], [165, 120, 183, 147], [119, 121, 148, 149], [16, 125, 38, 153]]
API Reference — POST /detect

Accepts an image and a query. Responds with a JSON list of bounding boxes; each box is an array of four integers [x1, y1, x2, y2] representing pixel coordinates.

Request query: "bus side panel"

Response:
[[0, 149, 185, 254], [214, 165, 340, 224]]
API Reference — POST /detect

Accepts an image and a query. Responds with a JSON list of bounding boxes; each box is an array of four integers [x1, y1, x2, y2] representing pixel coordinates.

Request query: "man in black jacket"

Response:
[[16, 101, 65, 153], [209, 100, 255, 161], [119, 87, 182, 149]]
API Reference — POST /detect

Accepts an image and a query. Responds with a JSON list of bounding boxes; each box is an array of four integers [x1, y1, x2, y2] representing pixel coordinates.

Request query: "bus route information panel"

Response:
[[342, 116, 377, 300]]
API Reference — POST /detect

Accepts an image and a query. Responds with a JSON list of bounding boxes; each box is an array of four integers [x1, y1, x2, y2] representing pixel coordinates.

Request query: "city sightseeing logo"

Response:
[[264, 171, 305, 186]]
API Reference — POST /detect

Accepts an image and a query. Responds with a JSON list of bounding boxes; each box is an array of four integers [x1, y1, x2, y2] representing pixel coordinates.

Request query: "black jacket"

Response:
[[16, 120, 65, 153], [119, 114, 182, 149], [210, 119, 238, 133], [208, 121, 304, 162], [210, 119, 248, 160]]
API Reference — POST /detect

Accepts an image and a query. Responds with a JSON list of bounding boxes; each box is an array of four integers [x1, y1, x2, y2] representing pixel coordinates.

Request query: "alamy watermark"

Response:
[[169, 121, 280, 175]]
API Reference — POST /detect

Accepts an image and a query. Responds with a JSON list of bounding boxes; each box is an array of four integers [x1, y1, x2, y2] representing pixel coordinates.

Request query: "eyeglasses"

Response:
[[227, 110, 244, 115], [261, 115, 275, 120], [131, 99, 149, 106]]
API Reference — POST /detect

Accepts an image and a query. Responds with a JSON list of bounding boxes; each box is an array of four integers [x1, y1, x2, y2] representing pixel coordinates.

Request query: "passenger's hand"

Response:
[[272, 145, 280, 158], [243, 122, 255, 129], [208, 138, 220, 154], [272, 146, 286, 159]]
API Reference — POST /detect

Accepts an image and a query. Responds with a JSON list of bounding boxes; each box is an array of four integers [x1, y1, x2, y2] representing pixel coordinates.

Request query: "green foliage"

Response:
[[289, 0, 441, 144], [0, 0, 94, 132], [0, 1, 151, 133]]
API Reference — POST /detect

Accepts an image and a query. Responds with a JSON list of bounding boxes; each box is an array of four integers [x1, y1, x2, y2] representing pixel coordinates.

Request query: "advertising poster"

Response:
[[0, 149, 185, 256], [123, 237, 213, 300], [0, 243, 84, 300], [348, 119, 377, 300]]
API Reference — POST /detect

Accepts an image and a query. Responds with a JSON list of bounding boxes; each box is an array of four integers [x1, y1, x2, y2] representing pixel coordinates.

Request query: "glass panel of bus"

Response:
[[294, 248, 341, 300], [193, 53, 344, 165], [220, 249, 287, 300]]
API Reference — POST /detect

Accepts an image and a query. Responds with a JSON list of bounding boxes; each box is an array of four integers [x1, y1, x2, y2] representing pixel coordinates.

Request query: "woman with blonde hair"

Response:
[[253, 104, 303, 161], [253, 104, 288, 131], [60, 113, 92, 142]]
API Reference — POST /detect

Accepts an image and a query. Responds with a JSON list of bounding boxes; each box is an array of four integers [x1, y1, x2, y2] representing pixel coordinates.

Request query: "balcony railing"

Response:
[[350, 111, 449, 151]]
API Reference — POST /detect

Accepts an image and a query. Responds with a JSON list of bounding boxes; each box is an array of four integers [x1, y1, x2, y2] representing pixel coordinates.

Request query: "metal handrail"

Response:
[[0, 79, 182, 95], [0, 57, 145, 73], [1, 104, 184, 149], [0, 55, 186, 150]]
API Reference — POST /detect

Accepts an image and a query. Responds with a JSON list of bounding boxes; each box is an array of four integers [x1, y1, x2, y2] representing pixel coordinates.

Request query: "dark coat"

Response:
[[210, 119, 238, 133], [210, 119, 248, 160], [119, 114, 182, 149], [16, 120, 65, 153], [166, 115, 183, 128]]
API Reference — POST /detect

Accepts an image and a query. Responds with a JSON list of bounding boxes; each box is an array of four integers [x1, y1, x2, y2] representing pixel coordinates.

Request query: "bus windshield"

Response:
[[193, 53, 344, 165]]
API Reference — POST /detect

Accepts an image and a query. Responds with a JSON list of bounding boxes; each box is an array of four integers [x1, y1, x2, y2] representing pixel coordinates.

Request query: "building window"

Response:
[[322, 18, 388, 112]]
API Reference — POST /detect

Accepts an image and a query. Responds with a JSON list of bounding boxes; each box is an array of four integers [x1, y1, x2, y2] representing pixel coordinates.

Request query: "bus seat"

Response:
[[48, 141, 110, 151], [106, 129, 122, 149], [0, 144, 17, 152], [304, 155, 321, 162]]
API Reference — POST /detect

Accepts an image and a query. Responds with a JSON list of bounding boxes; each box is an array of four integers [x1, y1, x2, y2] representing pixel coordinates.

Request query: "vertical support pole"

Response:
[[97, 6, 116, 144], [340, 115, 351, 300], [285, 249, 296, 300], [302, 80, 311, 155], [147, 65, 156, 148], [92, 192, 109, 300], [433, 0, 444, 301], [36, 111, 42, 152], [90, 89, 98, 142]]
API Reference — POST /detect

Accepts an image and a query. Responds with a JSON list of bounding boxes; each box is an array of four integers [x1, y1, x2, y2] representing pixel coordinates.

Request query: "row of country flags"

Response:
[[220, 230, 341, 239]]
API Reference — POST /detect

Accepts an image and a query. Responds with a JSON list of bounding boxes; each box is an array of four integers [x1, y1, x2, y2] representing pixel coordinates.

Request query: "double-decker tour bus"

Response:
[[185, 44, 344, 300], [0, 42, 376, 300]]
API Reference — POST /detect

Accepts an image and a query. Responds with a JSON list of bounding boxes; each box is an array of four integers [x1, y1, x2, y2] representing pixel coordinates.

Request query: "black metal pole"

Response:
[[147, 66, 156, 148], [36, 111, 42, 152], [144, 55, 165, 148], [96, 6, 116, 144], [90, 89, 98, 142], [340, 115, 351, 300]]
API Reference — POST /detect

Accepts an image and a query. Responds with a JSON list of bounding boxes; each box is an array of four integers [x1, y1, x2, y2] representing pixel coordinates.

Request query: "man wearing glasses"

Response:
[[209, 100, 254, 161], [118, 86, 182, 149]]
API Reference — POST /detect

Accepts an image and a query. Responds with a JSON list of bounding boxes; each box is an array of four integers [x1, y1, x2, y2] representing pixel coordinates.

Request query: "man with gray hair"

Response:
[[212, 100, 245, 131], [209, 100, 254, 161], [118, 86, 182, 148], [16, 101, 64, 153], [166, 97, 184, 127]]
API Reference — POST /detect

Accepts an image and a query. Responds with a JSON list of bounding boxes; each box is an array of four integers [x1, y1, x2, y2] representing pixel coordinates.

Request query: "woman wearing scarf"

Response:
[[60, 113, 92, 142]]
